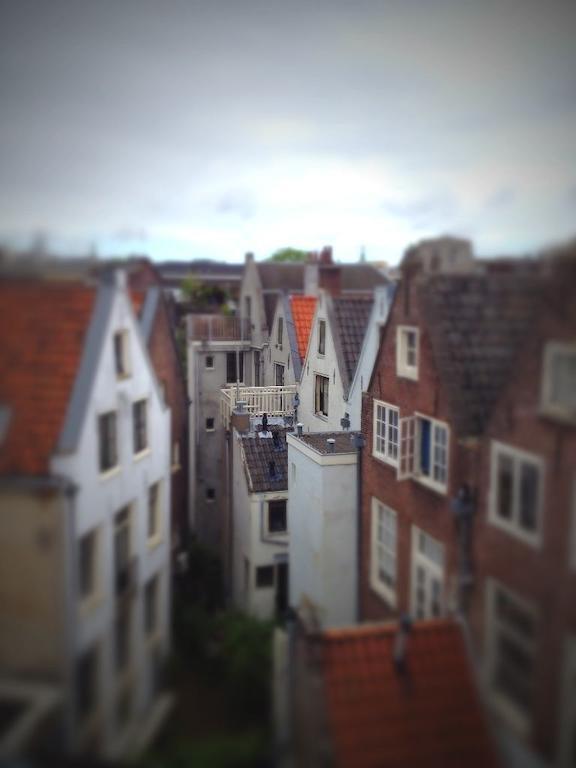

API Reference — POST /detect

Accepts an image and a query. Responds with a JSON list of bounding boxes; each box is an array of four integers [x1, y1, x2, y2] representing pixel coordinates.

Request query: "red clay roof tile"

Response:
[[320, 619, 499, 768], [290, 295, 316, 362], [0, 280, 96, 476]]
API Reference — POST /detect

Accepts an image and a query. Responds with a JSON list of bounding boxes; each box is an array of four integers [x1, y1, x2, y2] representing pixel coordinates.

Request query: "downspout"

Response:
[[353, 433, 365, 622]]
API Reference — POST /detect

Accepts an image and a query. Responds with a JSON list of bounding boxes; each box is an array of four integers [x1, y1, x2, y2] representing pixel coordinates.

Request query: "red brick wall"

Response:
[[468, 259, 576, 760], [360, 278, 477, 622]]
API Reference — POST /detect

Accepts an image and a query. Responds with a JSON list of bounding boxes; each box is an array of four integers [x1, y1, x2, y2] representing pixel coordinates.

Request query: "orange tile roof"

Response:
[[290, 295, 317, 362], [0, 280, 96, 477], [320, 619, 499, 768]]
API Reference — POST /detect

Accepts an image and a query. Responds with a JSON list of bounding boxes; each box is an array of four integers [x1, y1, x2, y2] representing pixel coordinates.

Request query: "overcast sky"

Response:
[[0, 0, 575, 264]]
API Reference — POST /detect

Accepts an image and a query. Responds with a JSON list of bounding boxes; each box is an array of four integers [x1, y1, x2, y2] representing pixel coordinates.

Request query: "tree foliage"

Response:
[[266, 247, 309, 263]]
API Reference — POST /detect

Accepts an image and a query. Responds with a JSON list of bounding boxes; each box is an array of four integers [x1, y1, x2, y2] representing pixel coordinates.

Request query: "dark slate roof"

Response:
[[262, 292, 285, 330], [423, 271, 540, 436], [241, 429, 289, 493], [340, 264, 388, 291], [297, 431, 361, 455], [330, 296, 373, 395], [258, 263, 306, 291]]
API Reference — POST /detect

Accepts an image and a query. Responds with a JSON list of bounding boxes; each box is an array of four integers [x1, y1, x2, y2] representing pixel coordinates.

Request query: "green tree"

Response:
[[266, 247, 309, 263]]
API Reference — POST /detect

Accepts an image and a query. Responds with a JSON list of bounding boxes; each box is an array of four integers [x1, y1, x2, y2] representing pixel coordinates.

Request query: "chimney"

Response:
[[318, 247, 340, 296], [231, 403, 249, 433], [297, 423, 303, 437], [245, 251, 254, 264], [319, 246, 333, 264], [327, 438, 336, 453]]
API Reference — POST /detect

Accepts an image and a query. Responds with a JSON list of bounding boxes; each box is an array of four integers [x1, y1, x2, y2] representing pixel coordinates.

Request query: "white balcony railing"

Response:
[[220, 385, 298, 425]]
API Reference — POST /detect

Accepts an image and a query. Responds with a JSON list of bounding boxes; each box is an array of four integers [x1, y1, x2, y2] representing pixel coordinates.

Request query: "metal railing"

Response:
[[188, 314, 251, 342], [220, 385, 298, 424]]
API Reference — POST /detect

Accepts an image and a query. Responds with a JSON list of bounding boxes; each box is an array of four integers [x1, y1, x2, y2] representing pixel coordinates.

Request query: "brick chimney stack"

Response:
[[318, 245, 340, 296]]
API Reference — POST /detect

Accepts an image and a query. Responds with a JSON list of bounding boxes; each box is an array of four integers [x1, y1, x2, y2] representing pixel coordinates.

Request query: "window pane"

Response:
[[419, 419, 431, 476], [519, 462, 539, 532], [269, 500, 287, 533], [497, 454, 514, 520], [256, 565, 274, 588]]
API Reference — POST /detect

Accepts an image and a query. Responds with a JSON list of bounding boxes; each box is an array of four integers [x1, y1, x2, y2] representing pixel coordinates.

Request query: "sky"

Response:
[[0, 0, 575, 265]]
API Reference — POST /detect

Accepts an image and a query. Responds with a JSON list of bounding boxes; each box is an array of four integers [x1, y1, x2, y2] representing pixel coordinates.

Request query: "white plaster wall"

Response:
[[346, 285, 393, 430], [287, 438, 357, 628], [52, 283, 171, 754], [298, 293, 346, 432], [231, 432, 288, 620], [264, 301, 297, 388], [239, 259, 268, 349]]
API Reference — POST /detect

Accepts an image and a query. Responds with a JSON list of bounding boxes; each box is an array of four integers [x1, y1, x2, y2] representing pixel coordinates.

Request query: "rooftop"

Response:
[[289, 295, 317, 362], [331, 296, 373, 386], [240, 426, 289, 493], [0, 280, 96, 476], [318, 619, 498, 768], [295, 431, 361, 455]]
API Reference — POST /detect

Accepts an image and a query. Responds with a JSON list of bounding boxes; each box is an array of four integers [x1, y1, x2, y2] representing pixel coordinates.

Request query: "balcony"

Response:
[[188, 314, 251, 342], [220, 385, 298, 425]]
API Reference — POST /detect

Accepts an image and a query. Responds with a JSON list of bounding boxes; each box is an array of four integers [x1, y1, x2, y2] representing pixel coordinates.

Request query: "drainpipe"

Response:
[[353, 433, 365, 622]]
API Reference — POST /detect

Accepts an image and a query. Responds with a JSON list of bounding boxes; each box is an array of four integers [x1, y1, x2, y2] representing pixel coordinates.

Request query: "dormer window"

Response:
[[396, 326, 419, 380], [541, 342, 576, 423], [318, 320, 326, 355], [114, 331, 130, 378]]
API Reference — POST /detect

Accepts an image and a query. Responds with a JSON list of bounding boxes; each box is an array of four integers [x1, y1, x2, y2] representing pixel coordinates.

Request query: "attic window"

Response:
[[318, 320, 326, 355], [396, 326, 419, 380], [277, 316, 283, 347], [205, 417, 215, 432], [314, 375, 329, 418], [114, 331, 130, 378]]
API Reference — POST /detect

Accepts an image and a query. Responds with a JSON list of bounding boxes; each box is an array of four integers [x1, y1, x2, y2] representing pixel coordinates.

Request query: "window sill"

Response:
[[133, 448, 151, 462], [413, 473, 448, 496], [370, 580, 397, 609], [314, 412, 328, 421], [489, 689, 531, 740], [147, 534, 163, 551], [372, 451, 398, 469], [396, 368, 418, 381], [78, 592, 104, 618], [539, 405, 576, 426], [171, 463, 181, 474], [116, 372, 131, 381], [488, 515, 541, 549], [100, 465, 121, 482]]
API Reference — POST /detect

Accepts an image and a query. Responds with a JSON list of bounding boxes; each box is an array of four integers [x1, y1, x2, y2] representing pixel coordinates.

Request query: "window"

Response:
[[98, 411, 118, 473], [205, 355, 214, 370], [486, 579, 537, 729], [277, 316, 283, 347], [268, 499, 287, 534], [205, 417, 215, 432], [275, 363, 285, 387], [370, 499, 397, 606], [144, 575, 159, 636], [148, 482, 161, 542], [318, 320, 326, 355], [245, 296, 251, 323], [411, 527, 445, 619], [489, 441, 543, 546], [79, 529, 98, 602], [256, 565, 274, 588], [314, 375, 329, 417], [114, 331, 130, 377], [541, 342, 576, 422], [396, 326, 419, 380], [114, 507, 132, 596], [115, 608, 131, 672], [76, 645, 99, 720], [206, 487, 215, 502], [226, 352, 244, 383], [373, 401, 399, 465], [133, 399, 148, 454], [398, 414, 449, 491]]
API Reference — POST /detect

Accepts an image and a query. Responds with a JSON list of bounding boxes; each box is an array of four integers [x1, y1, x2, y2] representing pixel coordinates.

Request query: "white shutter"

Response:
[[397, 415, 415, 480]]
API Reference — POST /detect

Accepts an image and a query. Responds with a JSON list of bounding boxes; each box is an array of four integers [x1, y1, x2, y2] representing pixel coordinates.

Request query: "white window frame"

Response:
[[314, 374, 329, 418], [410, 526, 445, 619], [370, 499, 397, 607], [396, 325, 419, 380], [412, 413, 450, 493], [541, 341, 576, 423], [489, 441, 544, 548], [372, 400, 399, 467], [485, 578, 537, 736]]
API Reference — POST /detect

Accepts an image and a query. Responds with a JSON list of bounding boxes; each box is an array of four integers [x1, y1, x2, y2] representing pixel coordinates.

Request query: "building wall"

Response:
[[0, 488, 67, 679], [346, 285, 394, 431], [360, 281, 467, 623], [239, 258, 268, 349], [51, 284, 172, 756], [298, 293, 346, 433], [264, 300, 297, 388], [288, 437, 358, 627], [467, 265, 576, 763], [231, 431, 288, 620]]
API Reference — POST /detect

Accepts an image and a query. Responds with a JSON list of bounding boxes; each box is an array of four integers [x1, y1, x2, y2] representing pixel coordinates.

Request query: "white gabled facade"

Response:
[[298, 291, 347, 432], [264, 296, 299, 389], [51, 272, 172, 758]]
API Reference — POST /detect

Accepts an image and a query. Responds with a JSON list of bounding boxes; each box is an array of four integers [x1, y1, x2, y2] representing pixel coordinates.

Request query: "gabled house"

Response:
[[276, 616, 499, 767], [0, 272, 172, 759], [229, 415, 289, 620], [360, 239, 540, 627], [298, 291, 374, 432], [466, 244, 576, 766]]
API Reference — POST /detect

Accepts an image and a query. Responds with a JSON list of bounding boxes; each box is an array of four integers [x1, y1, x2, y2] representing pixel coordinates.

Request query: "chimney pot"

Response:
[[297, 423, 303, 437], [327, 437, 336, 453]]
